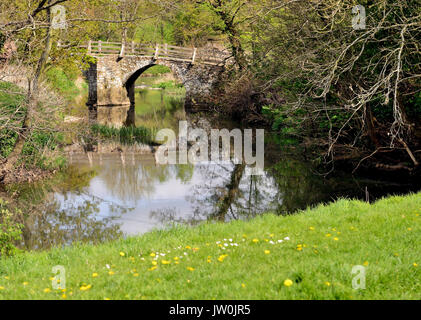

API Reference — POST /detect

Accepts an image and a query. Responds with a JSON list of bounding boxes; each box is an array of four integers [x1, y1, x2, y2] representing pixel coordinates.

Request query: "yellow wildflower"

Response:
[[0, 286, 5, 290], [187, 267, 195, 271], [148, 266, 157, 271], [22, 282, 29, 286], [264, 250, 270, 254], [326, 233, 332, 237], [174, 257, 179, 261], [161, 260, 171, 265], [413, 263, 418, 267], [152, 261, 158, 266], [80, 284, 92, 291], [241, 283, 246, 288], [309, 227, 315, 231], [119, 252, 125, 257], [133, 273, 139, 277], [283, 279, 293, 287], [108, 271, 115, 276], [252, 238, 259, 243], [324, 281, 331, 287], [363, 261, 369, 266], [150, 253, 155, 257], [333, 237, 339, 241], [43, 288, 51, 293], [92, 273, 99, 278], [62, 294, 67, 299], [217, 254, 228, 262]]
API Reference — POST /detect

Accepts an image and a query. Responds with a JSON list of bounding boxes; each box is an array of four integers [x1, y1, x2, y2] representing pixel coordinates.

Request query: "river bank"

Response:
[[0, 192, 419, 299]]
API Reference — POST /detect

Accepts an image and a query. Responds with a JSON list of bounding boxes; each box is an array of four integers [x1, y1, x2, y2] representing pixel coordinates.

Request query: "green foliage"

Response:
[[91, 124, 156, 145], [0, 199, 23, 258], [143, 65, 171, 75], [0, 82, 26, 158], [0, 130, 18, 159], [134, 20, 175, 44], [21, 131, 67, 170], [44, 67, 85, 101], [172, 3, 221, 45], [157, 81, 183, 90], [0, 81, 25, 112]]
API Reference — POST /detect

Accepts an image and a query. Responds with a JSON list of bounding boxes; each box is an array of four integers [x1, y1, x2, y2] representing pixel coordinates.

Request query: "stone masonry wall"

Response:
[[86, 55, 224, 109]]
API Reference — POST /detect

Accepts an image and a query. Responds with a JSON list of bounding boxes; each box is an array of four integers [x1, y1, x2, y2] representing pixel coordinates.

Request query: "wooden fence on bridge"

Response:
[[79, 40, 226, 66]]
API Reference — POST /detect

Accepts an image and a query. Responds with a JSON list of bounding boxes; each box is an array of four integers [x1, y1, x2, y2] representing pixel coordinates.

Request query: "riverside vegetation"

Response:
[[0, 193, 420, 299], [0, 0, 420, 300]]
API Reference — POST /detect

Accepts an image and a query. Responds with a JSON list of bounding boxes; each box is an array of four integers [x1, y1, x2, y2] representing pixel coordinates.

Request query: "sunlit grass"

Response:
[[0, 193, 420, 300]]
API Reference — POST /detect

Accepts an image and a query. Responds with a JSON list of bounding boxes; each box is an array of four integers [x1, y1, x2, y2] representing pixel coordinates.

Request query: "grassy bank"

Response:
[[0, 193, 420, 300]]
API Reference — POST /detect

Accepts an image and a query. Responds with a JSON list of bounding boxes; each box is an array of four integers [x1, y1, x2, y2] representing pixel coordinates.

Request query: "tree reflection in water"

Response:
[[150, 161, 282, 226], [22, 197, 123, 250], [8, 167, 125, 250]]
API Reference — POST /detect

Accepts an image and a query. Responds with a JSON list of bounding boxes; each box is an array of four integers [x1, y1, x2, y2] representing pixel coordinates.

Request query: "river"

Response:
[[6, 76, 421, 251]]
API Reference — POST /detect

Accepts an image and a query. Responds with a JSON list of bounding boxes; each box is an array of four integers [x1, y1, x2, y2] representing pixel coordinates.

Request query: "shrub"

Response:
[[0, 199, 23, 258]]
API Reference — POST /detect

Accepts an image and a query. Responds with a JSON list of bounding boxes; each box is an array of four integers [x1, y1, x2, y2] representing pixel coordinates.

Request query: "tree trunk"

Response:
[[215, 163, 246, 221]]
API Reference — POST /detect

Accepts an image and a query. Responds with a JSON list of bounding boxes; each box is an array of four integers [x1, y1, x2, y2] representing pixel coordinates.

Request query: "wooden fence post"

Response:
[[87, 40, 92, 54], [132, 41, 135, 54], [191, 48, 197, 64], [154, 44, 159, 60], [119, 42, 125, 58], [98, 40, 102, 54]]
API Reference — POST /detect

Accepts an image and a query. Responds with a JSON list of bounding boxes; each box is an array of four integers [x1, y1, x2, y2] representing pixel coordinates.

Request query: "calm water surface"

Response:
[[13, 87, 421, 250]]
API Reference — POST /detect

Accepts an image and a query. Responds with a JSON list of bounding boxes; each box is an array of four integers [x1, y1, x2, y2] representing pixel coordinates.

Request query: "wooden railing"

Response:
[[79, 40, 225, 66]]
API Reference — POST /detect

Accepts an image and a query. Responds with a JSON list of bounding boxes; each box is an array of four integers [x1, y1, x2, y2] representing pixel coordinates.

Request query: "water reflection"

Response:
[[11, 84, 420, 249], [94, 88, 186, 129], [12, 143, 421, 250], [22, 197, 123, 250], [48, 149, 421, 238], [7, 167, 124, 250]]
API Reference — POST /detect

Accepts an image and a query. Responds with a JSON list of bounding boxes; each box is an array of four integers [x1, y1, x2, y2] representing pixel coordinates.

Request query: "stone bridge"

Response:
[[82, 41, 227, 126]]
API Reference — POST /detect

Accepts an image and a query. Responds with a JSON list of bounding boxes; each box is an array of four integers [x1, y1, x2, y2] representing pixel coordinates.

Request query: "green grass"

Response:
[[0, 81, 26, 158], [91, 124, 157, 145], [44, 67, 87, 101], [142, 65, 172, 76], [0, 193, 420, 300]]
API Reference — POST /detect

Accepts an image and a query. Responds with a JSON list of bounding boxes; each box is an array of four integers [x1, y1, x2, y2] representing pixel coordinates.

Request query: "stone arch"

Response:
[[85, 55, 224, 127], [122, 61, 186, 107]]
